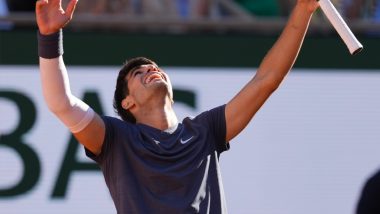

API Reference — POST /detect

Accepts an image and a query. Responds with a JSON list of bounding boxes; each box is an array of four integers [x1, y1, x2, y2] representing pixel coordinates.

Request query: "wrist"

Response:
[[37, 29, 64, 59], [39, 30, 60, 36]]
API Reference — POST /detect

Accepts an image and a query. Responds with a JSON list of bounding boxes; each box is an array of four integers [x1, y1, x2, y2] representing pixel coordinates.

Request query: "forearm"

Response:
[[225, 2, 317, 141], [40, 56, 72, 113], [256, 2, 314, 86]]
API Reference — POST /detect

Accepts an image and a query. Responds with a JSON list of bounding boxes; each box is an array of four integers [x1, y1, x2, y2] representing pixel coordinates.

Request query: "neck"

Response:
[[135, 100, 178, 131]]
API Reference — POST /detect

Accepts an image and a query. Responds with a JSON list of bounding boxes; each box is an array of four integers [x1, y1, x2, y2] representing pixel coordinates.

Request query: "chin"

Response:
[[149, 82, 170, 95]]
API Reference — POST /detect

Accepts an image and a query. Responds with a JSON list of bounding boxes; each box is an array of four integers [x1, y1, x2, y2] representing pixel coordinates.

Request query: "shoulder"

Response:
[[102, 115, 131, 125], [181, 104, 226, 132], [190, 104, 226, 123], [95, 116, 136, 156], [101, 116, 136, 134]]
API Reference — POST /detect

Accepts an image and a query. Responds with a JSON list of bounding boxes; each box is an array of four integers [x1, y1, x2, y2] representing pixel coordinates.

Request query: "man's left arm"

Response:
[[225, 0, 319, 142]]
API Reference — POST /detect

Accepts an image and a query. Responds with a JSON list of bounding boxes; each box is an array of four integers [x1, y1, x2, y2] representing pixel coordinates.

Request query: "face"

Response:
[[124, 64, 173, 109]]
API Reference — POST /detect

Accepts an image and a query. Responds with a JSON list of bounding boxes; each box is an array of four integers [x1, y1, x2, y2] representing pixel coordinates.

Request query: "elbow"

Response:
[[256, 73, 284, 93], [265, 78, 281, 93], [44, 94, 74, 115]]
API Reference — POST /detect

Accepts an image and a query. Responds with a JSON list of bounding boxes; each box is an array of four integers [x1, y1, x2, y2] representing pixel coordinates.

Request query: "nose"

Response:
[[146, 64, 159, 73]]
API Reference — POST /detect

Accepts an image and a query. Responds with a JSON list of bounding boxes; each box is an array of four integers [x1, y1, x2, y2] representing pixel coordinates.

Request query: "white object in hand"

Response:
[[319, 0, 363, 55]]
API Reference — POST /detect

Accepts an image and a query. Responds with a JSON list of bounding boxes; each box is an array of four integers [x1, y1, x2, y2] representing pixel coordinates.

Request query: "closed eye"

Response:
[[133, 70, 142, 77]]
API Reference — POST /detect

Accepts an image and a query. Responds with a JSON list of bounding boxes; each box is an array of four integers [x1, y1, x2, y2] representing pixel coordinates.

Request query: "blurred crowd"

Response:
[[1, 0, 221, 19], [62, 0, 221, 19], [1, 0, 380, 21], [235, 0, 380, 21]]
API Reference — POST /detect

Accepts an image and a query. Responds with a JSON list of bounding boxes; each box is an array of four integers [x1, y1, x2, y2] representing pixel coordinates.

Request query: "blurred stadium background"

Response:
[[1, 0, 380, 213]]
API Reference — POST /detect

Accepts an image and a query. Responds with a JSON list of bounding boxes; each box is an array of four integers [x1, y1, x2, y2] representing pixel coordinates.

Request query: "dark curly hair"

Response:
[[113, 57, 158, 123]]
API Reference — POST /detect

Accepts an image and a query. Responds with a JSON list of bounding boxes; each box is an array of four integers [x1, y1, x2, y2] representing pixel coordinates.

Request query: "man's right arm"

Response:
[[37, 0, 105, 155], [39, 54, 105, 156]]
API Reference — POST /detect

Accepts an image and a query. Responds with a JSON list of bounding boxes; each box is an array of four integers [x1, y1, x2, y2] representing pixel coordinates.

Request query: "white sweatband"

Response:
[[39, 56, 95, 133], [68, 103, 95, 133]]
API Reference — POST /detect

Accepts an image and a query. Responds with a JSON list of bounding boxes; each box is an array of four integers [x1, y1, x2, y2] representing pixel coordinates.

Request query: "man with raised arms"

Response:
[[36, 0, 319, 213]]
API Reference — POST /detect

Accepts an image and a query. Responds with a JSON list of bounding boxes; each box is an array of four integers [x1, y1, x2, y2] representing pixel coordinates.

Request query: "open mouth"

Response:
[[144, 73, 164, 84]]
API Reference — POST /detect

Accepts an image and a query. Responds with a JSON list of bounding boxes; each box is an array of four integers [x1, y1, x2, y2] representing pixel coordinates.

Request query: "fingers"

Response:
[[35, 0, 48, 12], [35, 0, 60, 12], [65, 0, 78, 19]]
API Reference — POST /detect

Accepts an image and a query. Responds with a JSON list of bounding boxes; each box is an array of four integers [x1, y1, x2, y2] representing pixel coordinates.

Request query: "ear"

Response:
[[122, 96, 134, 110]]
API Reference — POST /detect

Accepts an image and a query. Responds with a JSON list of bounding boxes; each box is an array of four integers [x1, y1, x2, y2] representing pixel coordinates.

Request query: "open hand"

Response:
[[36, 0, 78, 35]]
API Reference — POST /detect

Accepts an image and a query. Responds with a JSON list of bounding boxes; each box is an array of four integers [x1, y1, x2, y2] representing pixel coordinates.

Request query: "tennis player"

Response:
[[36, 0, 319, 213]]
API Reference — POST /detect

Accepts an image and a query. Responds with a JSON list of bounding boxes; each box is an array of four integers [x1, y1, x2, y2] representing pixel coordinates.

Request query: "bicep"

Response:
[[74, 113, 105, 156]]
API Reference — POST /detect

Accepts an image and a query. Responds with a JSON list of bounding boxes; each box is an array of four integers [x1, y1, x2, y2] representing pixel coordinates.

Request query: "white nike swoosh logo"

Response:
[[180, 136, 193, 144]]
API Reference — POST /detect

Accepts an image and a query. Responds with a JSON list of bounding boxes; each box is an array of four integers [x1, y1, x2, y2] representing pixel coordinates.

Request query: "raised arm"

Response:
[[225, 0, 319, 142], [36, 0, 105, 155]]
